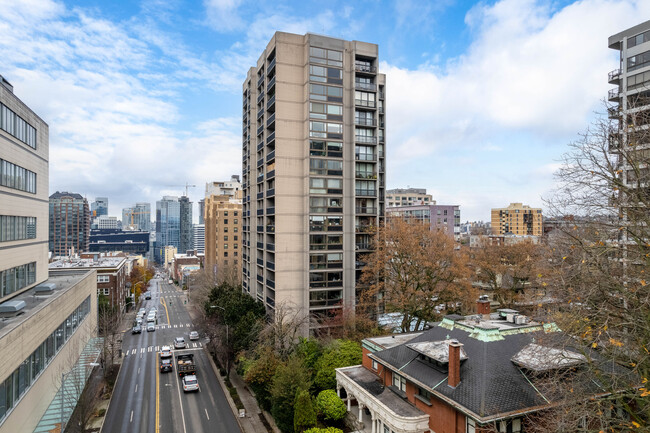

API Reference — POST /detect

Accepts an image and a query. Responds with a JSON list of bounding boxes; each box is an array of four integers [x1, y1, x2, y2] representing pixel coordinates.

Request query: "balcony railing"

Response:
[[266, 131, 275, 145], [266, 188, 275, 197], [266, 225, 275, 232], [355, 135, 377, 144], [257, 92, 264, 104], [257, 257, 264, 266], [355, 64, 376, 73], [356, 189, 377, 196], [257, 124, 264, 136], [267, 113, 275, 128], [355, 153, 376, 161], [266, 279, 275, 289], [257, 173, 264, 183], [256, 193, 263, 200], [267, 243, 275, 251], [257, 74, 264, 88], [608, 68, 622, 84], [267, 207, 275, 215], [608, 89, 621, 101], [355, 82, 376, 91], [355, 118, 376, 127], [267, 57, 276, 74], [268, 76, 276, 91], [257, 209, 264, 216], [267, 95, 276, 110], [257, 157, 264, 168], [257, 108, 264, 120], [257, 141, 264, 152], [355, 99, 376, 108], [266, 261, 275, 270], [257, 242, 264, 249], [355, 207, 377, 214], [355, 243, 371, 250], [355, 171, 377, 179], [266, 150, 275, 162]]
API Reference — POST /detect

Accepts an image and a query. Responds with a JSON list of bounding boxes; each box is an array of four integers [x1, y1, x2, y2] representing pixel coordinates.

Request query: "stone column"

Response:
[[371, 413, 377, 433], [337, 385, 341, 397], [358, 403, 364, 423], [347, 394, 352, 411]]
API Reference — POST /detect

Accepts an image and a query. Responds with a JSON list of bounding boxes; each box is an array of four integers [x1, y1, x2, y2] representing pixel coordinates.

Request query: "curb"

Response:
[[97, 360, 124, 433], [203, 346, 246, 433]]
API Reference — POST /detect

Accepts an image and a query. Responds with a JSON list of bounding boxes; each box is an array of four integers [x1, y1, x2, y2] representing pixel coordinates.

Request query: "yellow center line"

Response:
[[161, 296, 171, 325], [155, 352, 160, 433]]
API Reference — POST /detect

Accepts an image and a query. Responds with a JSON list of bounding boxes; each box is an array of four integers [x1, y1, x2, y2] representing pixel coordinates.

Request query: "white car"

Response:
[[189, 331, 199, 341], [160, 345, 172, 358], [146, 323, 155, 332], [182, 375, 199, 392], [174, 337, 186, 349]]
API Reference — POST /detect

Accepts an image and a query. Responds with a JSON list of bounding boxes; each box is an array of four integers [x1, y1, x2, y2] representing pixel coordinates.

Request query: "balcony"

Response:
[[266, 261, 275, 270], [266, 188, 275, 198], [257, 74, 264, 88], [355, 99, 376, 108], [257, 257, 263, 266], [355, 64, 377, 74], [267, 95, 276, 111], [266, 150, 275, 162], [257, 241, 264, 249], [257, 141, 264, 152], [355, 206, 377, 214], [267, 207, 275, 215], [257, 92, 264, 104], [608, 68, 622, 84], [267, 243, 275, 251], [267, 169, 275, 179], [355, 224, 375, 233], [355, 153, 376, 161], [257, 173, 264, 183], [257, 157, 264, 168], [379, 91, 385, 100], [266, 279, 275, 289], [257, 108, 264, 120], [266, 225, 275, 232], [379, 135, 385, 144], [267, 113, 275, 128], [356, 189, 377, 197], [268, 76, 276, 92], [266, 131, 275, 145], [355, 118, 376, 127], [257, 124, 264, 136], [355, 82, 376, 91], [608, 88, 621, 102], [257, 274, 263, 283], [257, 209, 264, 216], [608, 131, 621, 151], [256, 192, 264, 200], [608, 106, 622, 119], [355, 171, 377, 179], [355, 243, 371, 250], [267, 57, 276, 75], [379, 106, 384, 114], [355, 135, 377, 144]]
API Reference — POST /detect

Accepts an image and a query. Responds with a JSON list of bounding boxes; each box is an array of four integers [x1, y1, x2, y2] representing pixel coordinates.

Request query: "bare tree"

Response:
[[258, 303, 309, 361], [97, 298, 122, 375]]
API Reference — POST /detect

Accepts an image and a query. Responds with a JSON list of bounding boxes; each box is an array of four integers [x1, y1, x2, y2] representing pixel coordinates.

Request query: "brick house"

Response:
[[335, 300, 630, 433]]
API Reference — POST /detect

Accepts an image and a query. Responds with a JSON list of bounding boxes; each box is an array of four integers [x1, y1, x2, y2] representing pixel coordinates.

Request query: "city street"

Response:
[[102, 277, 241, 433]]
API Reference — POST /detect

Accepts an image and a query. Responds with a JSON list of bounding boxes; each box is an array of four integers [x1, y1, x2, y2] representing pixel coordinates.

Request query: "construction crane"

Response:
[[165, 183, 197, 197]]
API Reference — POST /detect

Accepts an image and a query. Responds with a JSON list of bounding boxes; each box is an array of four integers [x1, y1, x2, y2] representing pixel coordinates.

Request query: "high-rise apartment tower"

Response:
[[179, 195, 193, 252], [242, 32, 386, 334], [49, 191, 91, 256], [155, 196, 180, 263], [490, 203, 542, 236]]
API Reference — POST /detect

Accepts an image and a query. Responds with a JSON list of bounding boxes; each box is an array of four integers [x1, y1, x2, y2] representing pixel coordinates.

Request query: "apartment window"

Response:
[[498, 418, 522, 433], [392, 373, 407, 392], [309, 47, 343, 67], [355, 91, 375, 107], [0, 262, 36, 297], [234, 235, 238, 241], [309, 234, 343, 251], [224, 211, 228, 216], [355, 162, 375, 179], [97, 275, 110, 283], [0, 103, 37, 149], [628, 29, 650, 48], [224, 227, 229, 232], [371, 360, 378, 370], [310, 178, 342, 194], [234, 227, 238, 232], [416, 387, 433, 405], [224, 244, 228, 249], [234, 252, 238, 256], [309, 65, 343, 84], [355, 145, 375, 161], [310, 84, 343, 102], [234, 219, 238, 224], [224, 252, 228, 257], [224, 236, 228, 241], [310, 121, 343, 139], [0, 216, 36, 242], [0, 159, 37, 194], [234, 211, 238, 216], [224, 219, 228, 224], [310, 140, 343, 157], [309, 197, 342, 213], [310, 102, 343, 120], [310, 158, 343, 176], [627, 70, 650, 90], [309, 215, 342, 232]]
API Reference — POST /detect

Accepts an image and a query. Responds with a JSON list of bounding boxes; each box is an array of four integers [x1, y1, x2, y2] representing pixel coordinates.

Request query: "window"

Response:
[[224, 211, 228, 216], [309, 65, 343, 84], [103, 288, 109, 295], [309, 121, 343, 138], [371, 360, 378, 370], [234, 219, 238, 224], [97, 275, 110, 283], [224, 227, 229, 232], [224, 244, 228, 249], [416, 387, 433, 405], [628, 29, 650, 48], [309, 47, 343, 67], [392, 373, 406, 392], [310, 84, 343, 102], [627, 70, 650, 90], [224, 252, 228, 257], [234, 235, 238, 241], [355, 91, 375, 107], [309, 197, 342, 213], [0, 103, 37, 149], [0, 262, 36, 297], [0, 216, 37, 242], [224, 236, 228, 241], [355, 145, 375, 161], [310, 158, 343, 176], [0, 159, 37, 194], [224, 219, 228, 224], [310, 140, 343, 157], [310, 178, 342, 194]]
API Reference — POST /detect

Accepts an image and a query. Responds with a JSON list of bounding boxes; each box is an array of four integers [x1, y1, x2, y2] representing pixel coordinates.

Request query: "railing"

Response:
[[267, 243, 275, 251], [257, 173, 264, 183], [356, 189, 377, 196], [355, 82, 377, 91], [257, 142, 264, 152], [257, 108, 264, 120], [355, 243, 371, 250], [355, 172, 377, 179], [267, 57, 276, 73], [267, 207, 275, 215], [257, 258, 264, 266], [608, 89, 620, 101], [267, 76, 276, 90], [267, 169, 275, 178], [257, 92, 264, 104], [266, 225, 275, 232], [257, 74, 264, 88], [266, 279, 275, 289], [257, 157, 264, 167], [608, 68, 622, 83], [257, 274, 263, 283], [355, 207, 377, 214], [267, 95, 275, 110], [257, 242, 264, 249], [266, 150, 275, 162], [266, 261, 275, 270], [355, 153, 376, 161], [257, 209, 264, 216], [355, 64, 376, 73], [355, 99, 376, 108], [266, 189, 275, 197], [355, 135, 377, 144], [267, 113, 275, 127], [355, 118, 376, 126], [266, 131, 275, 144], [379, 91, 385, 99], [257, 124, 264, 136], [256, 193, 263, 200]]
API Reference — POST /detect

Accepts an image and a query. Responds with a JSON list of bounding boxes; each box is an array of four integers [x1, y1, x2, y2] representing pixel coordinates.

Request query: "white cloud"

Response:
[[204, 0, 246, 32]]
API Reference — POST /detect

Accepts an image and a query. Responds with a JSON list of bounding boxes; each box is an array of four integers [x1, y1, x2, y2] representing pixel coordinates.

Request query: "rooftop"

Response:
[[0, 271, 91, 339], [49, 256, 126, 269]]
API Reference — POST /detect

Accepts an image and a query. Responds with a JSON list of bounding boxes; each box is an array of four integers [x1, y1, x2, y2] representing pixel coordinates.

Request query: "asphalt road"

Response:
[[102, 277, 242, 433]]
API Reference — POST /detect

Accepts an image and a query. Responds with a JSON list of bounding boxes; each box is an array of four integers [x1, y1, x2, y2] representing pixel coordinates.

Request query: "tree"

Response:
[[257, 302, 309, 361], [129, 264, 153, 303], [244, 346, 279, 411], [542, 101, 650, 430], [314, 340, 361, 391], [98, 296, 121, 376], [315, 390, 346, 422], [304, 428, 343, 433], [271, 356, 312, 433], [294, 390, 317, 433], [470, 239, 548, 309], [360, 218, 475, 332]]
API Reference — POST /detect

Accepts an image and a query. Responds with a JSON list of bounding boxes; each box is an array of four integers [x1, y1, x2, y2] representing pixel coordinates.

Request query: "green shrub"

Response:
[[293, 390, 317, 433], [304, 427, 343, 433], [271, 357, 311, 432], [315, 390, 346, 422], [314, 340, 362, 390]]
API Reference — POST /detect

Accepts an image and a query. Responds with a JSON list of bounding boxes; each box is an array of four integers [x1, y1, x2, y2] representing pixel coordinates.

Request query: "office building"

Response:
[[204, 194, 242, 280], [193, 224, 205, 254], [155, 196, 180, 263], [90, 196, 108, 220], [608, 21, 650, 238], [179, 195, 193, 253], [386, 188, 433, 207], [490, 203, 542, 236], [0, 74, 100, 433], [163, 245, 177, 270], [93, 215, 119, 230], [386, 204, 460, 239], [122, 202, 151, 231], [49, 191, 91, 256], [241, 32, 386, 333], [205, 175, 241, 198], [198, 199, 205, 225], [89, 228, 150, 255]]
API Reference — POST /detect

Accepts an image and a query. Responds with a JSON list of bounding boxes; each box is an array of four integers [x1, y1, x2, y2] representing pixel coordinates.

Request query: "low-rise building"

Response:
[[386, 188, 433, 208], [386, 204, 460, 240], [163, 245, 177, 270], [469, 234, 541, 248], [336, 302, 629, 433], [171, 251, 201, 287], [89, 228, 150, 255], [49, 255, 128, 312]]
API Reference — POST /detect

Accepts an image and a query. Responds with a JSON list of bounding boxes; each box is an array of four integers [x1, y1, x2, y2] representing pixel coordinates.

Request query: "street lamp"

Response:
[[60, 362, 100, 432]]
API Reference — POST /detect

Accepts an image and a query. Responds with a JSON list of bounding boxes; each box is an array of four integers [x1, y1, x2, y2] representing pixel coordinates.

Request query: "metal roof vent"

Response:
[[0, 300, 26, 318], [34, 282, 56, 296]]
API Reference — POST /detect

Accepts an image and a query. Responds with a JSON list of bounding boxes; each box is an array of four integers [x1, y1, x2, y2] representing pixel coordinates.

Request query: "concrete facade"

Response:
[[490, 203, 542, 236], [241, 32, 386, 334], [386, 204, 461, 240], [386, 188, 433, 208], [0, 76, 50, 303]]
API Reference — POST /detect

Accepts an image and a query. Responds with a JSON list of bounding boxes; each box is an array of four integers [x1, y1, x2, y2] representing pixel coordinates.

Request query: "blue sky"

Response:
[[1, 0, 648, 222]]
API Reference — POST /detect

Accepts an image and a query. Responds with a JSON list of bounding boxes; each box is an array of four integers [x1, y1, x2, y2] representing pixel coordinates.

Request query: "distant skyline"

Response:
[[1, 0, 648, 222]]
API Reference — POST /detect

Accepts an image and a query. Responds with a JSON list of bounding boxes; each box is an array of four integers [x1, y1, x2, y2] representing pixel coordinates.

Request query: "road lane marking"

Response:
[[173, 361, 188, 433], [156, 352, 160, 433], [173, 324, 177, 328], [204, 408, 210, 420], [138, 367, 140, 374], [141, 348, 146, 354], [130, 410, 133, 423], [135, 384, 138, 393], [161, 296, 171, 325], [148, 347, 152, 352]]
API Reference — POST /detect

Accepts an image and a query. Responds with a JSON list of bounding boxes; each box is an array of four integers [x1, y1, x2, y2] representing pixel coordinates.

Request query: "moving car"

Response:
[[174, 337, 186, 349], [131, 324, 142, 334], [160, 345, 172, 358], [160, 358, 173, 373], [181, 375, 199, 392], [189, 331, 199, 341], [145, 293, 151, 300], [147, 322, 155, 332]]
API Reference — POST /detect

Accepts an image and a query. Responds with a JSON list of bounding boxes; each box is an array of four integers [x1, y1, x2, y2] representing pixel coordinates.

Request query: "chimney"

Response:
[[477, 295, 491, 319], [448, 341, 463, 388]]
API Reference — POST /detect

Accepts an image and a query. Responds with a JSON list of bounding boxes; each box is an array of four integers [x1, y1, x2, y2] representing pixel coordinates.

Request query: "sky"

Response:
[[1, 0, 648, 223]]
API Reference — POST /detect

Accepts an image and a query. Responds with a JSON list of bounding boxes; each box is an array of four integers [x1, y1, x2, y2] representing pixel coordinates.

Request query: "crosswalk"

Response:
[[125, 342, 203, 356], [154, 323, 192, 329]]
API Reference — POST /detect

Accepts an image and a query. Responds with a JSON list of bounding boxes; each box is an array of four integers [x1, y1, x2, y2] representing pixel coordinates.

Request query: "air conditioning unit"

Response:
[[506, 313, 515, 323], [515, 315, 528, 325]]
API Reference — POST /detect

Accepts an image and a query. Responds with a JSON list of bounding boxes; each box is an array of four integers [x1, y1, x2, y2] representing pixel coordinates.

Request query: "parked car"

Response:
[[131, 324, 142, 334], [189, 331, 199, 341], [160, 345, 172, 358], [147, 323, 155, 332], [181, 375, 199, 392], [174, 337, 186, 349]]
